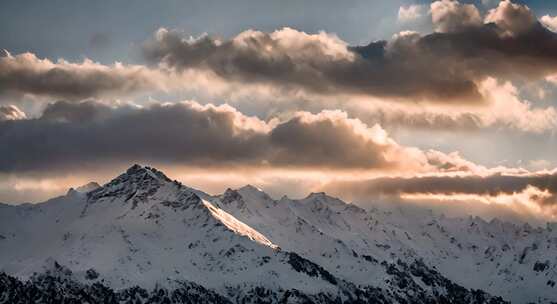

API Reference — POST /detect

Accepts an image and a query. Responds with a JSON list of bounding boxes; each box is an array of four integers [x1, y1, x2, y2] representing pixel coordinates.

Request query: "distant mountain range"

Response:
[[1, 165, 555, 303]]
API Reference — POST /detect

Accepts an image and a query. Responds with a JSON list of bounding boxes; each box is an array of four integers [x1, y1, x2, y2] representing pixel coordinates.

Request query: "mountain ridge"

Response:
[[216, 180, 557, 303], [0, 165, 549, 303]]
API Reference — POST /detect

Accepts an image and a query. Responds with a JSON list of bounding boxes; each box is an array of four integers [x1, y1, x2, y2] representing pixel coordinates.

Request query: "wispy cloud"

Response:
[[398, 4, 427, 23]]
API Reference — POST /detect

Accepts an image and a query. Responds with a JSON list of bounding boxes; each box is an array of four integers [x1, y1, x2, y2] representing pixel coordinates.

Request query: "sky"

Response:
[[2, 0, 557, 224]]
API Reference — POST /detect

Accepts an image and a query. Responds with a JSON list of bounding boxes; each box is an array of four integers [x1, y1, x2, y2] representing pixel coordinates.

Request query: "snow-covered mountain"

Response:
[[0, 166, 329, 292], [0, 165, 544, 303], [217, 186, 557, 303]]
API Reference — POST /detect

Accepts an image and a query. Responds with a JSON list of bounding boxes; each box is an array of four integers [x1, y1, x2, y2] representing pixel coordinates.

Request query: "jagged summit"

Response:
[[123, 164, 172, 182], [304, 191, 338, 200], [221, 188, 244, 205], [86, 164, 177, 202], [304, 192, 328, 199]]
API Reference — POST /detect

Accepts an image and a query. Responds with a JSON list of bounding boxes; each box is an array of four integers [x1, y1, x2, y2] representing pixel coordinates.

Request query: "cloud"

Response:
[[398, 4, 427, 23], [1, 99, 554, 223], [476, 78, 557, 133], [142, 2, 557, 106], [3, 1, 556, 135], [0, 105, 26, 121], [323, 171, 557, 217], [540, 15, 557, 32], [267, 111, 392, 169], [0, 51, 167, 101], [342, 77, 557, 133], [143, 27, 360, 97], [39, 100, 115, 123], [0, 173, 92, 203], [326, 172, 555, 197], [430, 0, 482, 33], [0, 99, 483, 175], [144, 27, 482, 103], [529, 159, 552, 171], [484, 0, 537, 36]]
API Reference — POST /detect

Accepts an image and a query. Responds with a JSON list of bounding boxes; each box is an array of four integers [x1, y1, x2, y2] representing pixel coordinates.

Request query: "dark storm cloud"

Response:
[[0, 100, 413, 173], [268, 114, 388, 168], [143, 1, 557, 103], [0, 101, 264, 172], [40, 100, 115, 122], [0, 52, 163, 100]]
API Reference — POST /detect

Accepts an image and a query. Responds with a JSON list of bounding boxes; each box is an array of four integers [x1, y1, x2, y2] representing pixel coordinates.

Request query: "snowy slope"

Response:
[[0, 165, 510, 303], [0, 165, 336, 294], [216, 186, 557, 303]]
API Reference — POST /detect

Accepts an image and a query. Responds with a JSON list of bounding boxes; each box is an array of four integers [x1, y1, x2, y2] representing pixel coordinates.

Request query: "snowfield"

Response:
[[0, 165, 552, 303]]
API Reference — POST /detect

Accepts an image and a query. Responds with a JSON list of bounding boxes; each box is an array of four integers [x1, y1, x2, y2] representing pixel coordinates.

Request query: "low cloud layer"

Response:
[[324, 171, 557, 218], [326, 172, 557, 197]]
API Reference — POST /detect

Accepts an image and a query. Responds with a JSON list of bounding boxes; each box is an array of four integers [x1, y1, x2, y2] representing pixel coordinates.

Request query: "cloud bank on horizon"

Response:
[[2, 0, 557, 223]]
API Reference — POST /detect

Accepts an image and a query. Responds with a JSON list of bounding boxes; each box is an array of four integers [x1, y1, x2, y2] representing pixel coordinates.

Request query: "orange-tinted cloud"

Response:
[[0, 51, 167, 100], [0, 99, 485, 175], [142, 1, 557, 105]]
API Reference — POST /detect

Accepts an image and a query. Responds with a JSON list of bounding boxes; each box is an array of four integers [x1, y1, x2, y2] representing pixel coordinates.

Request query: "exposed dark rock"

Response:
[[85, 268, 99, 280], [533, 260, 550, 272], [287, 252, 338, 285], [0, 268, 508, 304]]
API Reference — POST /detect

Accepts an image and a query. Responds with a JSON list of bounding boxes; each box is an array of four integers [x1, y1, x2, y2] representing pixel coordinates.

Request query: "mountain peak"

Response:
[[222, 188, 244, 205], [304, 192, 332, 201], [124, 164, 171, 182], [126, 163, 143, 172], [86, 164, 174, 204], [237, 184, 274, 204], [111, 164, 172, 189], [306, 192, 327, 198]]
